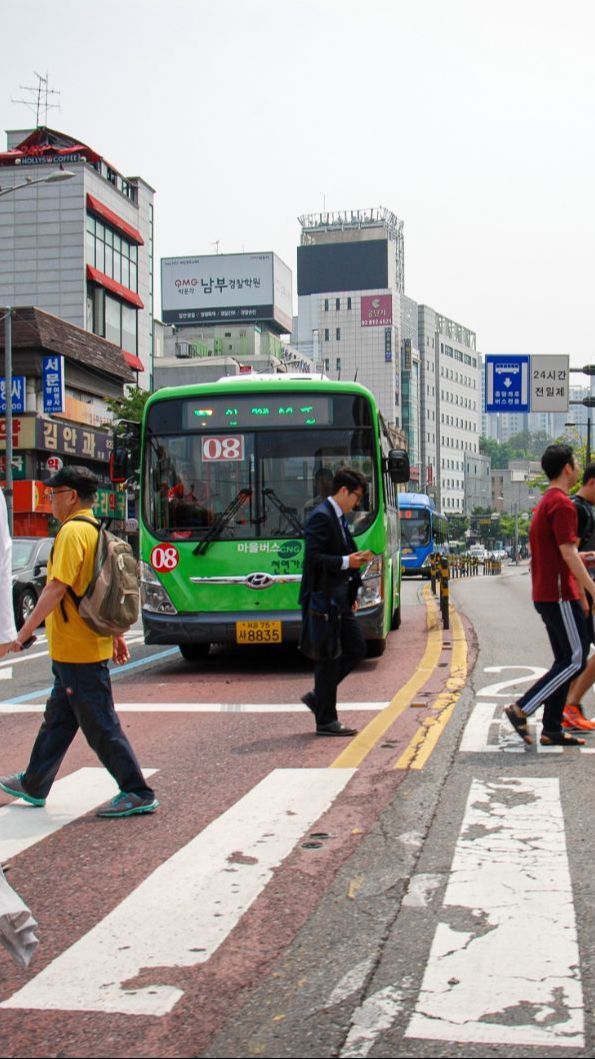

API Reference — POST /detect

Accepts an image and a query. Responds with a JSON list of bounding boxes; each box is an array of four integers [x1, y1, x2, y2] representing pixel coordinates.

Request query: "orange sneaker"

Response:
[[562, 704, 595, 732]]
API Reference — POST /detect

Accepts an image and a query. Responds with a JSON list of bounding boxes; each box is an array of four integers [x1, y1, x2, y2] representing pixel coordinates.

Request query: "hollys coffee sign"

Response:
[[361, 294, 392, 327]]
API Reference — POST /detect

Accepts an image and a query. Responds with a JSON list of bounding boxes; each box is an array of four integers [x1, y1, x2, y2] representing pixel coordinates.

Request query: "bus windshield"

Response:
[[399, 508, 431, 547], [144, 418, 377, 542]]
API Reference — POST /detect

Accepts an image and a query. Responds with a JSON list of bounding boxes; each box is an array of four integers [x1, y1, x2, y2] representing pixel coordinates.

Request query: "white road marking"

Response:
[[341, 982, 412, 1058], [0, 701, 388, 715], [327, 958, 375, 1008], [1, 767, 355, 1017], [405, 777, 584, 1048], [460, 701, 591, 754], [402, 873, 444, 908], [0, 667, 12, 680], [0, 768, 158, 861], [476, 666, 547, 698]]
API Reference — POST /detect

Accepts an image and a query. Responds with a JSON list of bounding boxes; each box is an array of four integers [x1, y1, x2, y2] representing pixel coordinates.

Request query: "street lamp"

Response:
[[1, 169, 75, 532]]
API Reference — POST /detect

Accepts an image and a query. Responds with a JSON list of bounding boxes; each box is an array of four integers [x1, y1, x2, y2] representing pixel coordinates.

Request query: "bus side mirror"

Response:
[[110, 421, 141, 484], [387, 449, 410, 484]]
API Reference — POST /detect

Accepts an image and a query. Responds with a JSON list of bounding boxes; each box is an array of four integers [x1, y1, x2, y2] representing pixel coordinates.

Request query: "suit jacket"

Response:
[[300, 499, 362, 608]]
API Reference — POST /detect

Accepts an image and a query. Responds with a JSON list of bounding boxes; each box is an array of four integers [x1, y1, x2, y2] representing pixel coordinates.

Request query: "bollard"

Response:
[[439, 554, 450, 630], [430, 552, 438, 595]]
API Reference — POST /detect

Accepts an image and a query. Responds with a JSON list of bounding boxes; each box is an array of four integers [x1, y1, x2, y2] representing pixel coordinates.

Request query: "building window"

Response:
[[324, 328, 329, 341], [347, 297, 352, 310], [86, 213, 138, 292], [336, 327, 341, 340], [336, 297, 340, 310], [88, 285, 138, 354], [324, 299, 329, 311]]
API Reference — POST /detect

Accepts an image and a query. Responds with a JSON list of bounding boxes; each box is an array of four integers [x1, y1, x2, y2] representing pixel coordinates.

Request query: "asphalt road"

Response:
[[6, 567, 590, 1059], [206, 563, 595, 1059], [1, 579, 456, 1059]]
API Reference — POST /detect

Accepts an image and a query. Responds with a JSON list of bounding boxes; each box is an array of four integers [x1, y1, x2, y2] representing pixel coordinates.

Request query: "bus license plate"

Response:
[[236, 620, 282, 644]]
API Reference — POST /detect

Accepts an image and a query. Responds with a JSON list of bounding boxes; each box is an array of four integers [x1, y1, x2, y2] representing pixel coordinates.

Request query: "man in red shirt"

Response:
[[505, 444, 595, 746]]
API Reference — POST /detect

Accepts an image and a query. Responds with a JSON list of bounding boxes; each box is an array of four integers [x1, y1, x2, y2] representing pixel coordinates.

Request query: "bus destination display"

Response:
[[182, 395, 332, 430]]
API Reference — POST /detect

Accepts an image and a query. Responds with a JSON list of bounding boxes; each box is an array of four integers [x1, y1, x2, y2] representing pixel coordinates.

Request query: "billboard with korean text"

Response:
[[361, 294, 392, 327], [161, 252, 292, 332]]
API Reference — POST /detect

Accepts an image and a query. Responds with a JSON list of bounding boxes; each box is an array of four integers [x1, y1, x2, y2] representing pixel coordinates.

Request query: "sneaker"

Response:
[[562, 704, 595, 732], [0, 773, 46, 807], [95, 792, 159, 818]]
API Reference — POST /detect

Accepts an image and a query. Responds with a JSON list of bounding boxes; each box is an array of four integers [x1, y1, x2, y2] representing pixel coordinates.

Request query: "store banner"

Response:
[[0, 376, 27, 414], [42, 355, 65, 414]]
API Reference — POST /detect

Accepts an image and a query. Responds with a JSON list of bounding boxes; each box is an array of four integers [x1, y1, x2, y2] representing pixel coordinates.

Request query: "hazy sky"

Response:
[[1, 0, 594, 366]]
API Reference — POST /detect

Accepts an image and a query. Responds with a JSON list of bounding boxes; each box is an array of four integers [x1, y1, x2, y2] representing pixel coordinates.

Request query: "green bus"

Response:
[[115, 375, 409, 660]]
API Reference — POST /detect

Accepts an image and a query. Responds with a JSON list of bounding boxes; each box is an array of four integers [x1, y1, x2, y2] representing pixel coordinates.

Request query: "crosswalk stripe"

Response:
[[0, 701, 388, 714], [404, 776, 584, 1048], [0, 766, 355, 1017], [0, 768, 158, 861]]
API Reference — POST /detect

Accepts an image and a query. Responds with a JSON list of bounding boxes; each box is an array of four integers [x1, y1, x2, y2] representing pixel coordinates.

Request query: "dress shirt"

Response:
[[327, 495, 350, 570]]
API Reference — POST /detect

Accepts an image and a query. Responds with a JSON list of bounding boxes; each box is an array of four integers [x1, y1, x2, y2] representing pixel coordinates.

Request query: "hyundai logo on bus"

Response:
[[245, 572, 276, 590]]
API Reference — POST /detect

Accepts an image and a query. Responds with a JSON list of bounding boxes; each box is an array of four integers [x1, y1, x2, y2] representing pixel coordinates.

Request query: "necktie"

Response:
[[340, 515, 350, 548]]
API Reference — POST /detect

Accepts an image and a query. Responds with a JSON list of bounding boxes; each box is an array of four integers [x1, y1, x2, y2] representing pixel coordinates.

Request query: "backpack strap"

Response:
[[50, 515, 101, 621]]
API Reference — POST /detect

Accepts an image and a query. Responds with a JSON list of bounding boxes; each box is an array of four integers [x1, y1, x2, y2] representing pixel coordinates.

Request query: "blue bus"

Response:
[[398, 493, 448, 577]]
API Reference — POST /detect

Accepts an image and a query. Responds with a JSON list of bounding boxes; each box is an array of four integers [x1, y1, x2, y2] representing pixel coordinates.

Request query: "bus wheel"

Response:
[[179, 643, 211, 662], [391, 604, 401, 630], [366, 638, 386, 658]]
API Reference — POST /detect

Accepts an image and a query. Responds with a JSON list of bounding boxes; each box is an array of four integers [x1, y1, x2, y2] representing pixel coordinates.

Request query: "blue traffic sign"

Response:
[[485, 355, 530, 413]]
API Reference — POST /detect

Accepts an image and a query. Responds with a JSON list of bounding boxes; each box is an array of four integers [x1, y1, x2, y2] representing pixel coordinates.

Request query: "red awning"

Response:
[[123, 351, 145, 372], [86, 193, 144, 245], [86, 265, 144, 308]]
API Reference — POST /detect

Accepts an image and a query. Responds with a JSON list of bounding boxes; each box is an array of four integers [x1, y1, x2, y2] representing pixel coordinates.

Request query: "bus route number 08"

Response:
[[201, 435, 245, 462], [151, 545, 180, 572]]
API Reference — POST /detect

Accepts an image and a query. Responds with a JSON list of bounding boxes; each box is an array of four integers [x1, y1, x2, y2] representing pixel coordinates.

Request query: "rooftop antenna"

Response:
[[211, 240, 220, 254], [12, 71, 60, 126]]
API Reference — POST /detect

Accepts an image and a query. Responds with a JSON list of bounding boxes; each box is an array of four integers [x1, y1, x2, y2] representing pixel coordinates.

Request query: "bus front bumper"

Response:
[[142, 603, 385, 646]]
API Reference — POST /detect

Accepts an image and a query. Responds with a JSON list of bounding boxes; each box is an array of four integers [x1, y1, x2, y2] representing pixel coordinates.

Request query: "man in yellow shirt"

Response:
[[0, 466, 158, 818]]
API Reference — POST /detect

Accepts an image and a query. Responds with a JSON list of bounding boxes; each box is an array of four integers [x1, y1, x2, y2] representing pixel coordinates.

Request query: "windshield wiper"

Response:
[[193, 488, 252, 555], [262, 488, 303, 536]]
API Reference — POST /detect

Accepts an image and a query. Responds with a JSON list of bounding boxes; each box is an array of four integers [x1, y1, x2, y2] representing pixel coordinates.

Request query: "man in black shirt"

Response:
[[564, 462, 595, 731]]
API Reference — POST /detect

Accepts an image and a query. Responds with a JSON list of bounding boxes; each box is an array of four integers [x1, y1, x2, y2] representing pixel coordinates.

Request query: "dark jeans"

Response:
[[313, 602, 366, 726], [517, 599, 588, 733], [23, 661, 154, 800]]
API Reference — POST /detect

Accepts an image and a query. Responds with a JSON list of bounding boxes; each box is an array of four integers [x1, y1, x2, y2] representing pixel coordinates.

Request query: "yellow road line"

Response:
[[331, 586, 443, 769], [395, 603, 467, 770]]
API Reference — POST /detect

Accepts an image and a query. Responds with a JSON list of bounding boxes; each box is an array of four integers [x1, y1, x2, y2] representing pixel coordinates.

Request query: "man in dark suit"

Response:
[[300, 467, 374, 736]]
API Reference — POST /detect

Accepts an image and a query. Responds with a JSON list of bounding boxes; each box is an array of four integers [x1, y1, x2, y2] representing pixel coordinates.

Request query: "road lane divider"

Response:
[[331, 587, 443, 770], [0, 700, 390, 715], [0, 767, 355, 1017], [395, 604, 467, 770]]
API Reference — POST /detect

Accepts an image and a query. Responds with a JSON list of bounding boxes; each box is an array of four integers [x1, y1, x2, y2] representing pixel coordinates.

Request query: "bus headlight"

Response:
[[140, 561, 178, 615], [358, 555, 384, 609]]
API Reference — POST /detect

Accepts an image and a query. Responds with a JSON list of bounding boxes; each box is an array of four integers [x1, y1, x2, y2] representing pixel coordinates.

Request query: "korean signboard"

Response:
[[361, 294, 392, 328], [161, 252, 293, 332], [485, 355, 569, 414], [530, 355, 569, 412], [0, 376, 26, 414], [485, 356, 530, 413], [36, 419, 113, 462], [42, 355, 65, 414]]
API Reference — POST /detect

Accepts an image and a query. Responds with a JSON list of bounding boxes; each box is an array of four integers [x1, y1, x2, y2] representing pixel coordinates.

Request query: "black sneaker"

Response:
[[95, 792, 159, 818], [0, 773, 46, 807]]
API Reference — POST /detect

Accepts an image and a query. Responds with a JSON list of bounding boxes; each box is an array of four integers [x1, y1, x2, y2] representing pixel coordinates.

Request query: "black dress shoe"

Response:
[[316, 721, 358, 737], [301, 692, 317, 714]]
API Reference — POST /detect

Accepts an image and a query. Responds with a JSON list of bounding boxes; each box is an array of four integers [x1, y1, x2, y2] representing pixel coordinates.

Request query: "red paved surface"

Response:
[[0, 590, 475, 1058]]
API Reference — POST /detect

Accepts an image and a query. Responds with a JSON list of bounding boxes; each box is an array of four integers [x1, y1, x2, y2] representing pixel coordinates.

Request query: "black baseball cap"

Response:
[[45, 465, 99, 499]]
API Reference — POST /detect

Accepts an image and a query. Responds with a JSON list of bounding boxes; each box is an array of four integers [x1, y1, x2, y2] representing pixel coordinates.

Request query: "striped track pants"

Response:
[[518, 599, 588, 732]]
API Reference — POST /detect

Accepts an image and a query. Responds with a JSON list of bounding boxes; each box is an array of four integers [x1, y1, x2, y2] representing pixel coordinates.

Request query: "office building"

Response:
[[294, 207, 405, 427], [0, 125, 154, 377], [420, 306, 481, 513]]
